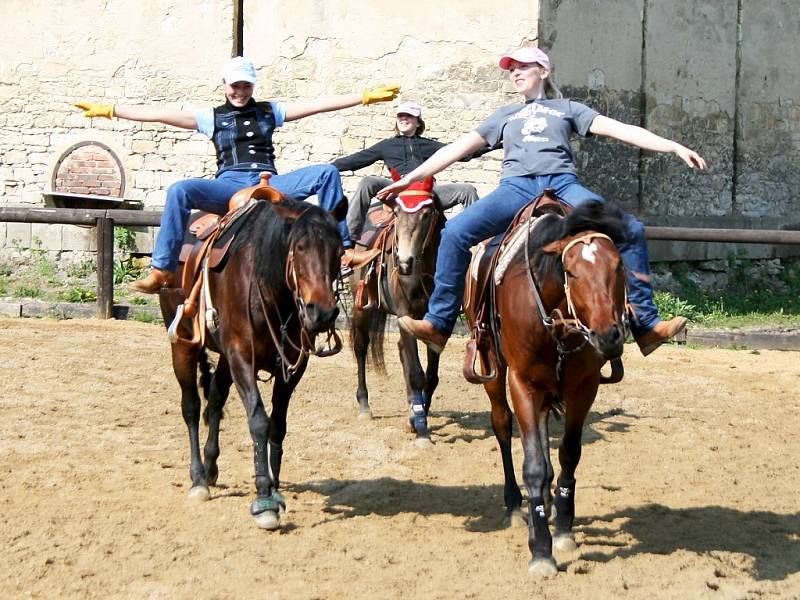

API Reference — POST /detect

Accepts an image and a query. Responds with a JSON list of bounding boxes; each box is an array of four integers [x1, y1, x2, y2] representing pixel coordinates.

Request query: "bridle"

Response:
[[258, 208, 343, 381], [524, 227, 630, 372], [390, 200, 442, 305]]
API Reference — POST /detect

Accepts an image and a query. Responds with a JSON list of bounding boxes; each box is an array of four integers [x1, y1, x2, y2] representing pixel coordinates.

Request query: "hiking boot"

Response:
[[131, 268, 175, 294], [636, 316, 688, 356], [397, 316, 449, 354]]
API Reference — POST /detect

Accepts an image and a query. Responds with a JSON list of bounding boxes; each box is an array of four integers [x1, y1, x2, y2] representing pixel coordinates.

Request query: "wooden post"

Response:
[[95, 217, 115, 318]]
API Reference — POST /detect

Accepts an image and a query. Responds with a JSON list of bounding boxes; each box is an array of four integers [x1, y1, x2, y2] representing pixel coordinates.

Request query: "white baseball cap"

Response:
[[221, 56, 257, 84], [396, 101, 422, 118]]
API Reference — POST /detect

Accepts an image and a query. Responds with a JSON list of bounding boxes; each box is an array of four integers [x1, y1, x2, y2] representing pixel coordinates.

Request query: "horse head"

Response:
[[540, 205, 628, 360], [273, 201, 343, 346], [384, 171, 440, 276]]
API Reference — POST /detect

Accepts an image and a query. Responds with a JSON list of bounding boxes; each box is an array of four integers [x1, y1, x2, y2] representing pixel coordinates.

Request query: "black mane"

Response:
[[228, 199, 341, 292]]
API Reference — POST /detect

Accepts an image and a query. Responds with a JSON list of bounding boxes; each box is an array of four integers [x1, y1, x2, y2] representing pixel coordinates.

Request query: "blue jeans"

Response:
[[151, 164, 351, 271], [424, 173, 660, 338]]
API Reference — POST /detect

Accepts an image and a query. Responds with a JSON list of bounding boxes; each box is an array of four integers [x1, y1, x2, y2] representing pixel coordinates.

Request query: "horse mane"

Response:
[[227, 199, 340, 292], [528, 201, 628, 283]]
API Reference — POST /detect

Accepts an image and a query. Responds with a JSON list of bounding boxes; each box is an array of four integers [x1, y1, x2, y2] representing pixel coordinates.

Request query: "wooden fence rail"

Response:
[[1, 206, 800, 319]]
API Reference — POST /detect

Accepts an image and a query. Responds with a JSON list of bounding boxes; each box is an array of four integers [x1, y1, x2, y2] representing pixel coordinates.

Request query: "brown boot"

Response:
[[341, 247, 381, 269], [397, 316, 449, 354], [636, 316, 688, 356], [131, 268, 175, 294]]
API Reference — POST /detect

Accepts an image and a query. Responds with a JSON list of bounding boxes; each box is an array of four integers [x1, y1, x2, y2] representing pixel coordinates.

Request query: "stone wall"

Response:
[[540, 0, 799, 226], [0, 0, 798, 265]]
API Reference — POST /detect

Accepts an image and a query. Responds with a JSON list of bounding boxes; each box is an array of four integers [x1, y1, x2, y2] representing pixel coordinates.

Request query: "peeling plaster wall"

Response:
[[242, 0, 538, 198], [0, 0, 233, 256]]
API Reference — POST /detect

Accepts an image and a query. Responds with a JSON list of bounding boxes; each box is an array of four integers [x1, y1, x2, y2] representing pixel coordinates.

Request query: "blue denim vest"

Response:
[[212, 101, 277, 176]]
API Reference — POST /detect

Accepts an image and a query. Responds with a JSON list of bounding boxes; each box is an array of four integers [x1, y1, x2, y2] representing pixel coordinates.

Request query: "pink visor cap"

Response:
[[498, 47, 551, 71]]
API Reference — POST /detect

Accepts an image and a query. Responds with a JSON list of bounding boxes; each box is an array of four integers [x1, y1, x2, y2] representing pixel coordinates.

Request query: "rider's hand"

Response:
[[361, 84, 400, 105], [675, 145, 707, 171], [376, 176, 412, 200], [74, 102, 114, 119]]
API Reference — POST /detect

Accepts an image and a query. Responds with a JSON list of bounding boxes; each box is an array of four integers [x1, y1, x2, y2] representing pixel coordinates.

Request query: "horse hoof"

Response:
[[413, 436, 433, 449], [553, 533, 578, 552], [253, 509, 281, 531], [357, 409, 373, 420], [187, 486, 210, 502], [502, 508, 527, 529], [528, 557, 559, 578]]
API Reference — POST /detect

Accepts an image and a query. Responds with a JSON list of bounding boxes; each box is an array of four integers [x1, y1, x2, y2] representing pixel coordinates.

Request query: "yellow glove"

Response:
[[74, 101, 114, 119], [361, 84, 400, 106]]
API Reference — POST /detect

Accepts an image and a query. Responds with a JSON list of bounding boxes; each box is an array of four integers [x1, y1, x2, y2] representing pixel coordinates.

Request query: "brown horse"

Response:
[[159, 190, 343, 530], [349, 179, 445, 446], [464, 200, 629, 576]]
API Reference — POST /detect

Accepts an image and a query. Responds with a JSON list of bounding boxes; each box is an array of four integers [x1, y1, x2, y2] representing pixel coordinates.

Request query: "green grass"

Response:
[[653, 257, 800, 329]]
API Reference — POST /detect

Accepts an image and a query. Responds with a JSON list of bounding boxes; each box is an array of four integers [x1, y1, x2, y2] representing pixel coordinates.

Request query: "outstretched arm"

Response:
[[74, 102, 197, 130], [376, 131, 487, 199], [589, 115, 707, 170], [285, 84, 400, 122]]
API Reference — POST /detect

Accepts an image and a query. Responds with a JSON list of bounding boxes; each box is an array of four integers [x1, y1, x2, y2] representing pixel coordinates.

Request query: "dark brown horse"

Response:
[[464, 200, 629, 576], [349, 178, 445, 446], [159, 188, 343, 530]]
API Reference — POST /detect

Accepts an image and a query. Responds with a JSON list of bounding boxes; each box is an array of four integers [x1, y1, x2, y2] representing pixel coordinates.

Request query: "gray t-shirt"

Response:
[[474, 99, 599, 179]]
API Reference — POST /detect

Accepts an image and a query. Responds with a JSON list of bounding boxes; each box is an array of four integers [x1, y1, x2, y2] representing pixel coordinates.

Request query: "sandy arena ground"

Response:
[[1, 317, 799, 600]]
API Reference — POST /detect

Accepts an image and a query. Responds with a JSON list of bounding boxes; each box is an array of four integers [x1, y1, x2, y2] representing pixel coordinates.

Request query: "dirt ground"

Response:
[[1, 318, 799, 600]]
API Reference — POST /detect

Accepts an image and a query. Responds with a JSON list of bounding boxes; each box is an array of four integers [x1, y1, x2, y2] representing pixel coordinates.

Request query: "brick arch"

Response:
[[51, 141, 126, 198]]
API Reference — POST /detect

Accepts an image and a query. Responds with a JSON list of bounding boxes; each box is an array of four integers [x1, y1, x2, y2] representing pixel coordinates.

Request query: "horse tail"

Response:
[[369, 311, 388, 374]]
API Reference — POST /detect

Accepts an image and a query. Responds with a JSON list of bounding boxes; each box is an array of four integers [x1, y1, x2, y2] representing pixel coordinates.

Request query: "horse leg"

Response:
[[485, 364, 525, 527], [172, 344, 210, 502], [422, 345, 440, 415], [266, 360, 306, 494], [227, 348, 284, 530], [552, 383, 597, 553], [508, 370, 558, 578], [352, 308, 373, 419], [202, 355, 233, 487], [398, 330, 431, 446]]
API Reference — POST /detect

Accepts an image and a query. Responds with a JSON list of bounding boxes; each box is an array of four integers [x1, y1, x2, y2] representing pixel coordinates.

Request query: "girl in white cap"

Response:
[[333, 100, 482, 249], [378, 46, 707, 357], [75, 56, 398, 292]]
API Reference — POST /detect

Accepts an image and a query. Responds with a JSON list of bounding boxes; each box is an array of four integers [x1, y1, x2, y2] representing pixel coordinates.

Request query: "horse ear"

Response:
[[541, 239, 568, 255], [389, 167, 401, 182]]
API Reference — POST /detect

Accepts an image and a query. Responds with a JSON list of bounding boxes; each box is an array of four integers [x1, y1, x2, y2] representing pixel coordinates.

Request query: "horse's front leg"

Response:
[[422, 345, 440, 415], [227, 347, 283, 530], [509, 370, 558, 578], [552, 376, 599, 553], [267, 359, 306, 494], [202, 355, 233, 487], [351, 307, 373, 419], [171, 343, 209, 502], [398, 329, 431, 446]]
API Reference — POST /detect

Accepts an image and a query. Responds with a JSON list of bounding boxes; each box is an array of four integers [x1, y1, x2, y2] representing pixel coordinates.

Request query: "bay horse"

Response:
[[159, 181, 343, 530], [349, 177, 444, 446], [464, 200, 629, 576]]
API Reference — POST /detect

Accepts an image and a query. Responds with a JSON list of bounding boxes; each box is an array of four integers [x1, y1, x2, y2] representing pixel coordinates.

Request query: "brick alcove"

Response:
[[47, 141, 128, 209]]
